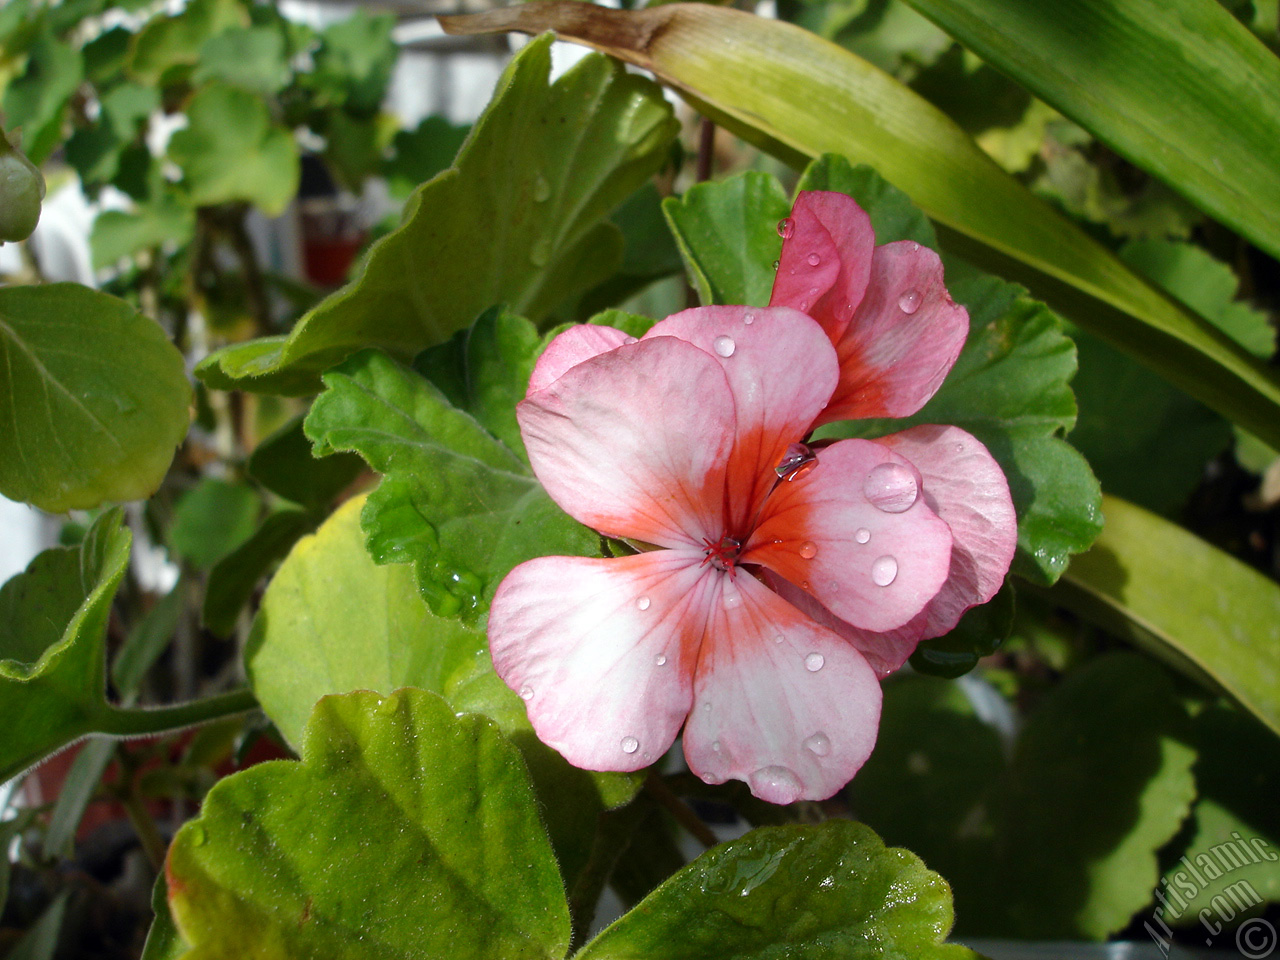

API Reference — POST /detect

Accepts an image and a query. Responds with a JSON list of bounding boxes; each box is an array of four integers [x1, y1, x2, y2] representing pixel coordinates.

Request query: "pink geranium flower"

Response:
[[487, 192, 1017, 804]]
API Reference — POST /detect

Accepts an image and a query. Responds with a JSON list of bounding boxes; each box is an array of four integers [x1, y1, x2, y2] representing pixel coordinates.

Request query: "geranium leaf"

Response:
[[166, 689, 571, 959], [202, 508, 317, 637], [193, 25, 290, 95], [0, 510, 129, 783], [167, 82, 299, 215], [246, 414, 365, 511], [168, 478, 261, 569], [2, 26, 82, 166], [577, 820, 980, 960], [305, 346, 597, 621], [195, 33, 678, 394], [127, 0, 247, 86], [0, 284, 191, 512]]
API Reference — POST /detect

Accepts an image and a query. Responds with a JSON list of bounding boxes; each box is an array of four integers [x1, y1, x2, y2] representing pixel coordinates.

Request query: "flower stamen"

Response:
[[701, 535, 742, 576]]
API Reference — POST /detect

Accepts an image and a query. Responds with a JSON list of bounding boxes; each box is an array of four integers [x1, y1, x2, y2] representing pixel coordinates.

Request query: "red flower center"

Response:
[[701, 535, 743, 576]]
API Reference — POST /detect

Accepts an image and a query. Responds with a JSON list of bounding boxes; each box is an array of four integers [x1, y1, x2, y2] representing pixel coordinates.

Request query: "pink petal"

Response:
[[518, 336, 733, 548], [682, 571, 882, 803], [488, 551, 713, 772], [760, 568, 920, 679], [744, 438, 953, 633], [876, 425, 1016, 638], [818, 241, 968, 424], [528, 324, 632, 396], [769, 191, 875, 343], [643, 305, 838, 532]]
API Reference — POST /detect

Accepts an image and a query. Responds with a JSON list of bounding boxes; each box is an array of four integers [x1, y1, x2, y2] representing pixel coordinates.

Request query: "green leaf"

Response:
[[166, 689, 571, 959], [307, 10, 397, 115], [196, 33, 678, 394], [576, 181, 686, 317], [384, 114, 470, 198], [0, 510, 129, 783], [141, 874, 187, 960], [245, 495, 640, 895], [247, 414, 365, 511], [128, 0, 248, 86], [193, 25, 290, 95], [168, 82, 299, 215], [112, 578, 184, 698], [0, 284, 191, 512], [202, 508, 316, 637], [7, 894, 68, 960], [851, 653, 1198, 939], [438, 6, 1280, 453], [577, 820, 979, 960], [168, 478, 261, 568], [897, 0, 1280, 265], [305, 347, 597, 621], [661, 171, 791, 307], [1, 26, 81, 166], [90, 194, 195, 268], [1055, 494, 1280, 738]]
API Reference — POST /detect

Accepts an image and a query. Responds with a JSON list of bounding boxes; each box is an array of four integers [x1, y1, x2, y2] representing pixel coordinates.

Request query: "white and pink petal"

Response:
[[527, 323, 633, 396], [682, 572, 882, 803], [487, 551, 714, 772]]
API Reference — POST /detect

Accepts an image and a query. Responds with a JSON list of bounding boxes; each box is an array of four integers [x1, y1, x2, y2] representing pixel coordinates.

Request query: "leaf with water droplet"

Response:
[[575, 821, 980, 959]]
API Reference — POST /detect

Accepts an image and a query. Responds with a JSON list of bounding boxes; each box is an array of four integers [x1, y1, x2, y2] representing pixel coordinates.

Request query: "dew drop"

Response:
[[742, 310, 755, 325], [910, 241, 921, 252], [898, 289, 922, 314], [773, 635, 784, 644], [712, 740, 722, 753], [749, 765, 804, 805], [519, 685, 534, 701], [772, 259, 780, 271], [798, 540, 818, 559], [190, 824, 207, 846], [637, 595, 651, 611], [804, 732, 831, 757], [776, 217, 795, 239], [723, 589, 742, 609], [804, 652, 825, 672], [654, 653, 667, 666], [624, 335, 638, 345], [621, 736, 640, 754], [712, 334, 736, 358], [377, 695, 398, 716], [807, 252, 821, 267], [855, 528, 871, 544], [863, 461, 919, 513], [533, 174, 551, 202], [872, 555, 899, 587], [775, 441, 817, 481]]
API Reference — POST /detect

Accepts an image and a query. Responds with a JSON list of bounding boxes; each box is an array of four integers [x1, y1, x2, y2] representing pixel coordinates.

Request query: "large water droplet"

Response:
[[637, 595, 651, 611], [804, 732, 831, 757], [654, 653, 667, 666], [749, 765, 804, 805], [864, 461, 918, 513], [519, 685, 534, 701], [533, 174, 551, 202], [898, 289, 922, 314], [807, 252, 821, 267], [713, 335, 736, 358], [775, 441, 817, 481], [798, 541, 818, 559], [804, 652, 825, 672], [872, 555, 899, 586], [621, 736, 639, 754], [776, 217, 794, 239], [855, 528, 871, 544]]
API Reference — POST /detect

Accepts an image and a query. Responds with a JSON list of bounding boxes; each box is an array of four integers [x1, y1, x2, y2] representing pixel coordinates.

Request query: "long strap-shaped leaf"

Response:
[[900, 0, 1280, 265], [441, 4, 1280, 450], [1055, 495, 1280, 739]]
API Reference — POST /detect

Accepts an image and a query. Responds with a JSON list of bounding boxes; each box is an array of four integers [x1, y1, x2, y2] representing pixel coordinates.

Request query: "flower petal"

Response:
[[528, 323, 632, 396], [744, 438, 953, 633], [488, 551, 713, 772], [769, 191, 875, 343], [644, 305, 838, 532], [818, 240, 968, 424], [760, 568, 919, 679], [682, 571, 882, 803], [876, 425, 1016, 638], [518, 336, 733, 547]]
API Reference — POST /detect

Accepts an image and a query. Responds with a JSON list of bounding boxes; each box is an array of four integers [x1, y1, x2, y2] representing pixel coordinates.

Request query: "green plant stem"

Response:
[[644, 771, 718, 849], [112, 746, 169, 871], [96, 688, 259, 739]]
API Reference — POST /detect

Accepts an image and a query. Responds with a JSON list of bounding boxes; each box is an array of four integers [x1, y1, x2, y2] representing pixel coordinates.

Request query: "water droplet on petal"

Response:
[[773, 635, 784, 644], [804, 652, 825, 672], [712, 740, 722, 753], [519, 685, 534, 701], [749, 765, 804, 805], [855, 528, 871, 544], [723, 588, 742, 609], [872, 555, 899, 587], [798, 540, 818, 559], [654, 653, 667, 666], [776, 217, 794, 239], [910, 242, 921, 251], [804, 732, 831, 757], [742, 310, 755, 325], [898, 289, 922, 314], [713, 335, 736, 358], [621, 736, 639, 754], [637, 595, 651, 611], [775, 441, 817, 480], [624, 335, 638, 345], [807, 252, 821, 267], [773, 259, 780, 271], [864, 461, 919, 513], [533, 173, 551, 202]]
